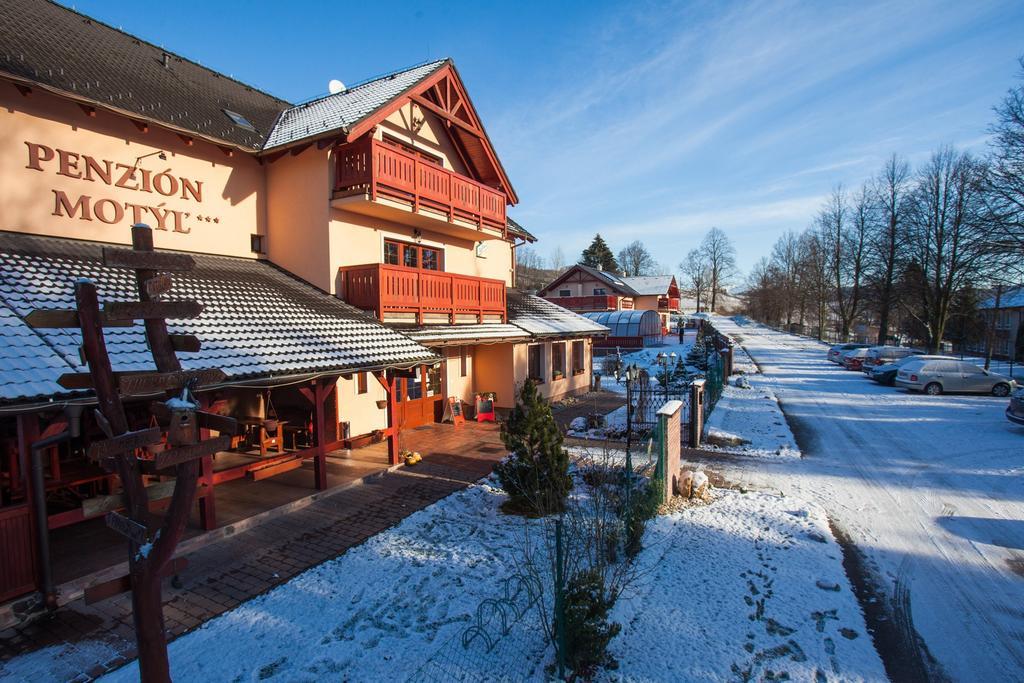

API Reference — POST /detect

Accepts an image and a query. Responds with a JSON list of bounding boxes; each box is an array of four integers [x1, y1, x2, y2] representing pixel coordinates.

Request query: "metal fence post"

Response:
[[555, 518, 566, 680]]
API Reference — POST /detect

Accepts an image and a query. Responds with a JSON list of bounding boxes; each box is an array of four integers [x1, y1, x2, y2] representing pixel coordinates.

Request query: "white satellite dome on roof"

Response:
[[328, 79, 346, 95]]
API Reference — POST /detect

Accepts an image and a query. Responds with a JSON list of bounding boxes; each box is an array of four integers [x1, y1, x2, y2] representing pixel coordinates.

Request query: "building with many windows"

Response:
[[0, 0, 605, 606]]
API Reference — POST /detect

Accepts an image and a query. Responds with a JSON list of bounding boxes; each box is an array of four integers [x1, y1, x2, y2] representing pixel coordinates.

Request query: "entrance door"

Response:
[[394, 364, 444, 429]]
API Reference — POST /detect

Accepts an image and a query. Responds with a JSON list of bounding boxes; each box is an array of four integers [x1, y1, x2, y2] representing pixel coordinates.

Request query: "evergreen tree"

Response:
[[494, 380, 572, 515], [580, 234, 620, 273]]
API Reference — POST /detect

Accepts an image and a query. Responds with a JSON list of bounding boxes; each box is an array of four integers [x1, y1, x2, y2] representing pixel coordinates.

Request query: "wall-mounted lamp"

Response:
[[134, 150, 167, 167], [412, 228, 422, 242]]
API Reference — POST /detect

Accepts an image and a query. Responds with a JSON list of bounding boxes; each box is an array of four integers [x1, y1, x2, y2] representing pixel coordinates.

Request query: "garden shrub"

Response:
[[494, 380, 572, 515], [559, 568, 621, 678]]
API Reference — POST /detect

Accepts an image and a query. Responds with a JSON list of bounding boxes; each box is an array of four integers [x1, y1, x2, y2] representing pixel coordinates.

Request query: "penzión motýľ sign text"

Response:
[[24, 141, 212, 234]]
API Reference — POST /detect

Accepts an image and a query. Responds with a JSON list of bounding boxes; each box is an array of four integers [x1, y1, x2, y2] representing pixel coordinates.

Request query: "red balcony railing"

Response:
[[542, 295, 620, 311], [658, 297, 681, 311], [338, 264, 506, 324], [334, 137, 507, 232]]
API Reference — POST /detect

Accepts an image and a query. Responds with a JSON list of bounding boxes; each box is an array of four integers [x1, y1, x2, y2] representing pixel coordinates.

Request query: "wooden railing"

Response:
[[542, 295, 621, 311], [338, 263, 506, 324], [334, 137, 507, 232], [658, 297, 681, 311]]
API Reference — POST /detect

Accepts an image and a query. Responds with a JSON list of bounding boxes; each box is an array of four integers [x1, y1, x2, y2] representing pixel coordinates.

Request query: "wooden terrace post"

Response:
[[372, 371, 400, 465], [313, 379, 329, 490], [197, 396, 216, 531]]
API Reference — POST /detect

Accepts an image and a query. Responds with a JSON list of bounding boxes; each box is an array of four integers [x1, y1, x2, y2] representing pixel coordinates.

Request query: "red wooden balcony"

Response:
[[542, 295, 621, 311], [658, 297, 681, 311], [338, 264, 507, 324], [334, 137, 507, 233]]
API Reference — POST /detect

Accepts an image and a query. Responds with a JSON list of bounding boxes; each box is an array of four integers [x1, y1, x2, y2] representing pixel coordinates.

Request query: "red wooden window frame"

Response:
[[551, 342, 566, 380], [572, 340, 585, 375], [357, 372, 368, 395], [528, 345, 544, 383], [381, 134, 444, 166], [383, 239, 442, 272]]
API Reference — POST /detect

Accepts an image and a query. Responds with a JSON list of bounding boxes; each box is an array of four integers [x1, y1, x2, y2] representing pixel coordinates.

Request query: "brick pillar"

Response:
[[656, 400, 682, 505], [690, 379, 705, 448]]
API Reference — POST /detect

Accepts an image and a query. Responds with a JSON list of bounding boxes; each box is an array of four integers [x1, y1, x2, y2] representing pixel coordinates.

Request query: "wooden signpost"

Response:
[[27, 223, 237, 683], [444, 396, 465, 428]]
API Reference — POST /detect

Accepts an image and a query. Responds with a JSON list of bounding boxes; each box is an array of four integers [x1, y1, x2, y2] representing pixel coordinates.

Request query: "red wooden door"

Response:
[[0, 504, 37, 601], [394, 366, 443, 429]]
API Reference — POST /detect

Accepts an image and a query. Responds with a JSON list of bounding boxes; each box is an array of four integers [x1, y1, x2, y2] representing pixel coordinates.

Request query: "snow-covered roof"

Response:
[[263, 60, 447, 150], [507, 292, 609, 338], [979, 285, 1024, 310], [401, 324, 529, 346], [621, 275, 675, 296]]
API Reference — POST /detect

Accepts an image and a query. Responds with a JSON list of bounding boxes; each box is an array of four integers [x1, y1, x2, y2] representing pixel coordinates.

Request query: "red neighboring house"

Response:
[[538, 265, 680, 333]]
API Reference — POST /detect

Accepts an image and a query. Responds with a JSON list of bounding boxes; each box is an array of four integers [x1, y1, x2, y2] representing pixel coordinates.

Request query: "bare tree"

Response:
[[817, 186, 867, 339], [870, 154, 911, 344], [770, 231, 801, 327], [985, 56, 1024, 265], [679, 249, 711, 313], [904, 147, 994, 353], [699, 227, 737, 312], [549, 246, 567, 273], [617, 240, 658, 277]]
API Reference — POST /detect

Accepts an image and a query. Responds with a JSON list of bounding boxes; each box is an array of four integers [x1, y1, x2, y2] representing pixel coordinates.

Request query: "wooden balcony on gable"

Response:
[[338, 263, 507, 325], [332, 137, 508, 242], [542, 295, 622, 311]]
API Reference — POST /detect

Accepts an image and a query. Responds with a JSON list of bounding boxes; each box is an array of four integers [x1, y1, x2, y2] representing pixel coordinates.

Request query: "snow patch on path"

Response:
[[703, 341, 801, 458], [608, 489, 886, 682]]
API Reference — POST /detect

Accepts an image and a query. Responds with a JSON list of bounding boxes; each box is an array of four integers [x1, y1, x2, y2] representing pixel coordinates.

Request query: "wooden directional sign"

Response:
[[144, 435, 231, 472], [102, 247, 195, 272], [87, 426, 162, 460], [143, 274, 173, 298], [118, 368, 226, 395], [103, 300, 203, 321], [25, 308, 134, 329], [105, 511, 149, 545], [149, 402, 239, 434], [59, 370, 150, 390]]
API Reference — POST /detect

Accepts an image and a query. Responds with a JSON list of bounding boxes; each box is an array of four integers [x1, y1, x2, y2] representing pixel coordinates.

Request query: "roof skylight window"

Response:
[[223, 108, 256, 131]]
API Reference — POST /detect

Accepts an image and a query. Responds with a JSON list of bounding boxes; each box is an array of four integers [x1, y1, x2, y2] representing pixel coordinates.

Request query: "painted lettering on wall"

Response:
[[24, 141, 216, 234]]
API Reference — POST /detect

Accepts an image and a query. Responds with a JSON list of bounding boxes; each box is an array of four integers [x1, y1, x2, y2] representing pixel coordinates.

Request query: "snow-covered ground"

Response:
[[704, 316, 1024, 681], [610, 489, 885, 682], [702, 341, 801, 459], [2, 466, 883, 682]]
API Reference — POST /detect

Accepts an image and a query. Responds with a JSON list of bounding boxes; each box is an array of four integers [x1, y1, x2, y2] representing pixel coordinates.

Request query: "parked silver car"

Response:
[[827, 343, 869, 364], [895, 359, 1018, 396]]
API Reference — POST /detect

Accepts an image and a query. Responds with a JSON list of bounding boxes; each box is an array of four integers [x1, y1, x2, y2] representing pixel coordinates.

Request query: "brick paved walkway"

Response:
[[0, 424, 504, 681]]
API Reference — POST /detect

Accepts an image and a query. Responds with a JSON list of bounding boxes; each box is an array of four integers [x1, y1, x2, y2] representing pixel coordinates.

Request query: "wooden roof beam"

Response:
[[410, 95, 484, 140]]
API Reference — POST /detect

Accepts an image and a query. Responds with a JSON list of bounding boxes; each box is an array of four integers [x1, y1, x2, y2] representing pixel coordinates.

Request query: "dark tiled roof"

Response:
[[263, 60, 447, 150], [0, 232, 437, 404], [506, 217, 536, 243], [0, 0, 290, 150], [507, 291, 609, 339]]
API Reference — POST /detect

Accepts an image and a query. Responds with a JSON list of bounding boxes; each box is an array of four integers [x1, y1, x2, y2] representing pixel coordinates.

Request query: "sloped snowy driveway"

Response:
[[710, 318, 1024, 682]]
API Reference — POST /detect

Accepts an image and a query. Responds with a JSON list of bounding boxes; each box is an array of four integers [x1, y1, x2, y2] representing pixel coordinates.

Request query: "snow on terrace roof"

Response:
[[401, 323, 529, 347], [979, 285, 1024, 310], [621, 275, 674, 296], [263, 60, 448, 150], [507, 291, 609, 338], [0, 232, 437, 405]]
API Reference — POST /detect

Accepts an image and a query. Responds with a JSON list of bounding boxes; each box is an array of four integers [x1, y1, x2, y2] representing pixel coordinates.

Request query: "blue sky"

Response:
[[63, 0, 1024, 275]]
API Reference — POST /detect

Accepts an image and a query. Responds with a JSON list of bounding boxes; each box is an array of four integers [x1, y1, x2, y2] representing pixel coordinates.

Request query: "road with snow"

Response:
[[706, 318, 1024, 682]]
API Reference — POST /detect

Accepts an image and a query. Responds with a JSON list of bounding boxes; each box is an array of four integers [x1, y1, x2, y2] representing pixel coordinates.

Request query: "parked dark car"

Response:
[[862, 346, 922, 369], [1008, 388, 1024, 426], [866, 355, 956, 386]]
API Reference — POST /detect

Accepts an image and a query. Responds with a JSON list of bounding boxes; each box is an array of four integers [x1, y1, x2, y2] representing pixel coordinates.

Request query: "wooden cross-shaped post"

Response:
[[28, 224, 236, 682]]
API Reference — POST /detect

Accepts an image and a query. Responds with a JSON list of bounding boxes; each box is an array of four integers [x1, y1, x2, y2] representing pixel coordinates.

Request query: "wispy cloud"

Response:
[[494, 0, 1020, 273]]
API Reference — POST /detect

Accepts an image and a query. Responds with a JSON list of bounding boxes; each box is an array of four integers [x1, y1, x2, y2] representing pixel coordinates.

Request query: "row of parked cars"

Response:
[[828, 343, 1024, 427]]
